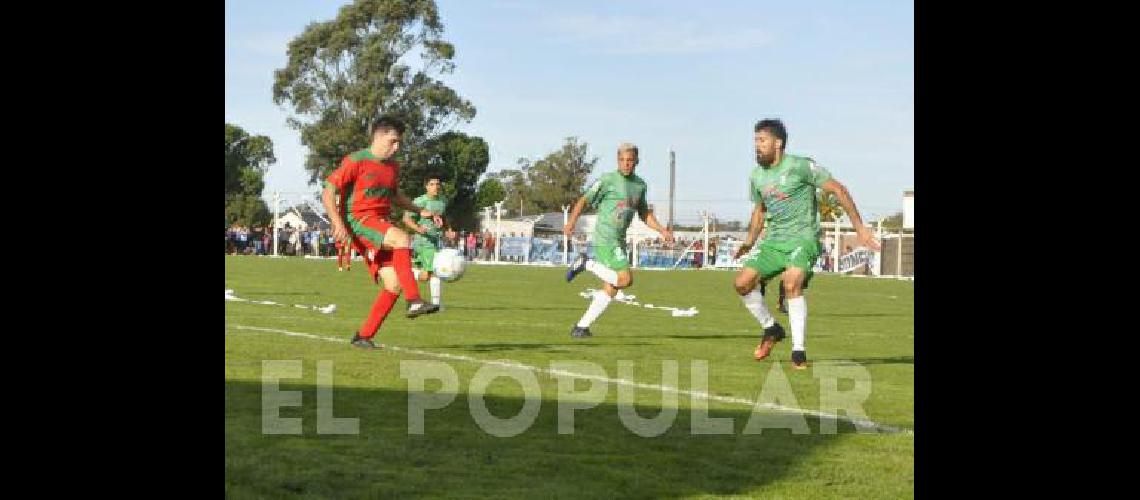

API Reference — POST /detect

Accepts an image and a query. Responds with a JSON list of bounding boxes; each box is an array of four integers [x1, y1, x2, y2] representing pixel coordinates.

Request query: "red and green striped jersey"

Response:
[[324, 149, 401, 219]]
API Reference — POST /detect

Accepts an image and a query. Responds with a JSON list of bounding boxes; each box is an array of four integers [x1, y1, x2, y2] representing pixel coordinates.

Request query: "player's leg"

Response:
[[568, 243, 625, 286], [351, 265, 402, 349], [571, 247, 631, 338], [377, 224, 438, 317], [412, 241, 442, 307], [781, 240, 821, 369], [782, 268, 809, 368], [736, 242, 787, 361]]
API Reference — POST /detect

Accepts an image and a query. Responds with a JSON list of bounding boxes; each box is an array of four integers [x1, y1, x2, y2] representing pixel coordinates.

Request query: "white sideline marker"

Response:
[[578, 288, 698, 317]]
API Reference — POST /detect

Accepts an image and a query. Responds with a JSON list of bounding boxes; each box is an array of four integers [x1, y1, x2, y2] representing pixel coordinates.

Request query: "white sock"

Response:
[[429, 276, 441, 305], [413, 269, 423, 281], [788, 296, 807, 351], [742, 290, 775, 329], [576, 290, 613, 328], [585, 260, 619, 286]]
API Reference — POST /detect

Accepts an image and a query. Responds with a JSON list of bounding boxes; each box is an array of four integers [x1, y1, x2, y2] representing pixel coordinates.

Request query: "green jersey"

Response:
[[410, 194, 448, 247], [749, 154, 832, 242], [583, 171, 649, 247]]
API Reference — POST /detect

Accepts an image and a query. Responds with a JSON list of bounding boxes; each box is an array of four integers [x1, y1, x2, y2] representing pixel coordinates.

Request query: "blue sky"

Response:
[[225, 0, 912, 225]]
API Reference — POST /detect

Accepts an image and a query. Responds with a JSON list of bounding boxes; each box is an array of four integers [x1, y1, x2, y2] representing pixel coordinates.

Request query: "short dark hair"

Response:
[[425, 175, 442, 185], [371, 115, 406, 136], [754, 119, 787, 150]]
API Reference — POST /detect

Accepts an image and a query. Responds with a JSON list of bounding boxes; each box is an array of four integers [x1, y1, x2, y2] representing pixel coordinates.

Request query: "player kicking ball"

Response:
[[734, 119, 880, 369], [403, 176, 448, 310], [564, 143, 673, 338], [320, 115, 442, 350]]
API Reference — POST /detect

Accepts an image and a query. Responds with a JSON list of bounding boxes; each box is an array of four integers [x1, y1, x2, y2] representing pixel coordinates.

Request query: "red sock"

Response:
[[359, 290, 399, 338], [392, 248, 422, 301]]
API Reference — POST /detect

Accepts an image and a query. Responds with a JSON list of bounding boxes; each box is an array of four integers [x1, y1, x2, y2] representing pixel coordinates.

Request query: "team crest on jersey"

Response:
[[364, 187, 393, 198], [763, 185, 789, 201]]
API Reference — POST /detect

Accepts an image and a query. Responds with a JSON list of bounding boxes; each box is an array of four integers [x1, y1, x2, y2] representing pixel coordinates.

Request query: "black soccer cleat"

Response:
[[350, 333, 379, 349], [762, 322, 786, 342], [570, 326, 593, 338], [791, 350, 809, 370], [406, 300, 440, 319]]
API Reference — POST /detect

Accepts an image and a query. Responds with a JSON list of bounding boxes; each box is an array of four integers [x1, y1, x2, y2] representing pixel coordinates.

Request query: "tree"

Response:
[[496, 165, 539, 217], [524, 137, 598, 213], [402, 131, 489, 231], [225, 123, 276, 226], [272, 0, 476, 187], [474, 176, 505, 211], [498, 137, 598, 217], [225, 123, 275, 197]]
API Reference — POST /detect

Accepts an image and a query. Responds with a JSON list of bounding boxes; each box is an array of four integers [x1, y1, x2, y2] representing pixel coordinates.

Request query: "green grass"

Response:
[[226, 256, 914, 498]]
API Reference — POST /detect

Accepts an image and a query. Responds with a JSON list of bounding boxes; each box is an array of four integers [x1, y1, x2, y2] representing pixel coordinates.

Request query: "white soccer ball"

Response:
[[433, 248, 466, 282]]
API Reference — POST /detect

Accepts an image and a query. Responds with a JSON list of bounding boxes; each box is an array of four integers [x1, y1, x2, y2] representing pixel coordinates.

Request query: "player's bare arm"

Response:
[[640, 209, 674, 244], [394, 190, 443, 227], [322, 185, 350, 242], [819, 179, 881, 251], [403, 211, 427, 235], [563, 196, 588, 237], [735, 201, 767, 259]]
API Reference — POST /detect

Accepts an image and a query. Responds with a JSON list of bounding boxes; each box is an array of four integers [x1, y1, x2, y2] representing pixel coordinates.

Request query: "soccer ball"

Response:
[[433, 248, 466, 282]]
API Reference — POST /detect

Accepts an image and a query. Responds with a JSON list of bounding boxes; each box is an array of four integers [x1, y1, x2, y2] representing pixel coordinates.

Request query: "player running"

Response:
[[564, 142, 674, 338], [403, 176, 448, 309], [734, 119, 880, 369]]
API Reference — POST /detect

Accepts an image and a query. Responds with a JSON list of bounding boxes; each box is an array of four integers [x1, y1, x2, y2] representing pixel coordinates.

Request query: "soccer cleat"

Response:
[[570, 326, 593, 338], [350, 333, 379, 349], [753, 322, 786, 361], [566, 252, 588, 282], [791, 350, 809, 370], [405, 300, 440, 319]]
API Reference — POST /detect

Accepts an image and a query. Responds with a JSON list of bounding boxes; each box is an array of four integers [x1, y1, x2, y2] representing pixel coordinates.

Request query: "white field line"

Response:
[[227, 324, 912, 436]]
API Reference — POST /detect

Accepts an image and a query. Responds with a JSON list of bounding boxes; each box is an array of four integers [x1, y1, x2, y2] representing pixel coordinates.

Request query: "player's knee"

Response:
[[387, 229, 410, 248], [782, 276, 803, 295], [617, 273, 632, 288], [734, 277, 754, 295]]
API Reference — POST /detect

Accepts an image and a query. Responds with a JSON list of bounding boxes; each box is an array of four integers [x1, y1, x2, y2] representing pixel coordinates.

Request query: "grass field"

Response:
[[225, 255, 914, 498]]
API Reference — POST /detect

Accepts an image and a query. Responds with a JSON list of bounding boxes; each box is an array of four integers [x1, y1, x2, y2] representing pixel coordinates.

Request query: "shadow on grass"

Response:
[[427, 342, 654, 352], [816, 355, 914, 365], [226, 379, 863, 498], [811, 313, 906, 318], [443, 305, 586, 312], [244, 292, 322, 296]]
